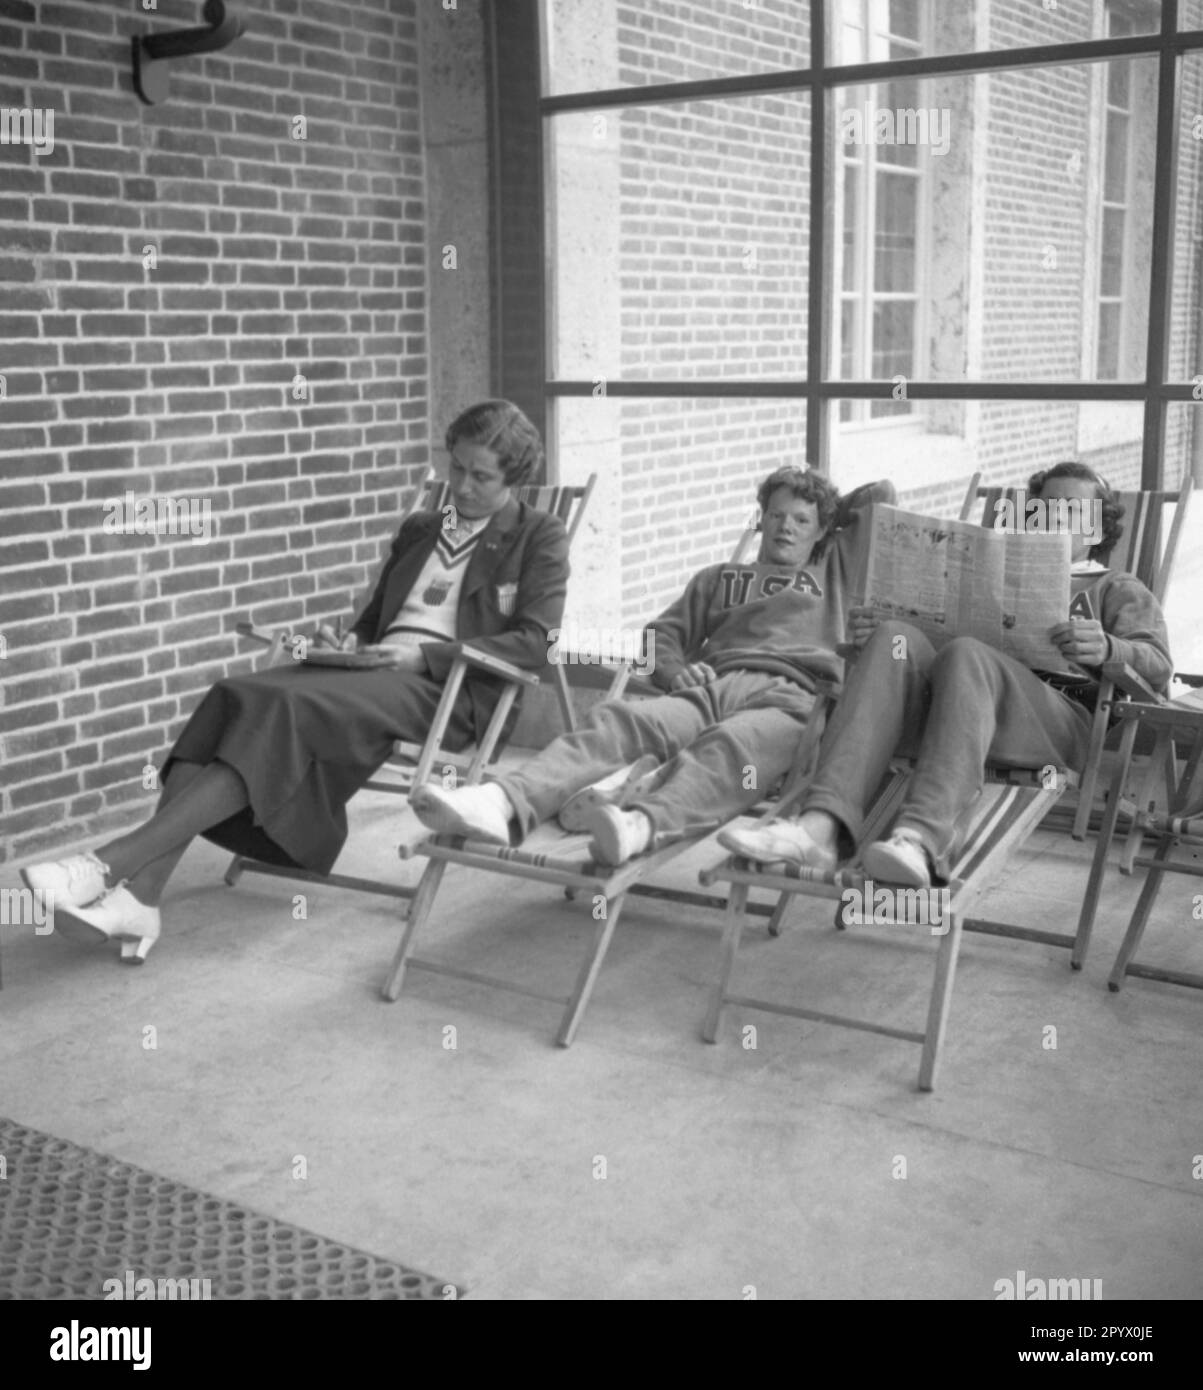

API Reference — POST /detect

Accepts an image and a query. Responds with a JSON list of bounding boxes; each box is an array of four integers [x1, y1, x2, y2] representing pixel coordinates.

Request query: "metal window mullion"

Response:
[[1141, 0, 1181, 488], [807, 0, 829, 468], [538, 29, 1203, 119]]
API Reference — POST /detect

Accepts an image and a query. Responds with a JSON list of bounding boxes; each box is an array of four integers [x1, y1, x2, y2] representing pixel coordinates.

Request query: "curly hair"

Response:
[[445, 399, 545, 488], [756, 466, 841, 533], [1027, 460, 1125, 560]]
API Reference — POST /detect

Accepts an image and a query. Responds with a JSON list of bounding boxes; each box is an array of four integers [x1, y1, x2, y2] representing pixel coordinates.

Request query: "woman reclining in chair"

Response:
[[720, 462, 1174, 886], [412, 467, 895, 866], [22, 400, 570, 960]]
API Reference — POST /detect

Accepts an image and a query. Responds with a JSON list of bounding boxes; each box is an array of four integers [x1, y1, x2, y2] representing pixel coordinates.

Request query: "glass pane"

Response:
[[1169, 53, 1203, 380], [871, 301, 914, 378], [1097, 302, 1122, 378], [1180, 0, 1203, 29], [829, 398, 1145, 520], [1100, 207, 1126, 296], [842, 164, 861, 291], [543, 0, 809, 97], [828, 57, 1157, 384], [553, 397, 806, 627], [831, 0, 1161, 62], [1108, 57, 1132, 108], [1104, 111, 1129, 201], [548, 95, 809, 381], [874, 172, 917, 291], [890, 0, 922, 43]]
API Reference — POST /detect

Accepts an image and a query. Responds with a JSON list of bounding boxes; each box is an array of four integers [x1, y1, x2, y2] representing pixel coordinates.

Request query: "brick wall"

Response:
[[615, 1, 810, 623], [0, 0, 430, 865]]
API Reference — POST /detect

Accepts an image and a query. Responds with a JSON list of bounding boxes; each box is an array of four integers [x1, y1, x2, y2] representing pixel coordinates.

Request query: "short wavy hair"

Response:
[[756, 466, 842, 551], [1027, 460, 1124, 560], [445, 399, 545, 488]]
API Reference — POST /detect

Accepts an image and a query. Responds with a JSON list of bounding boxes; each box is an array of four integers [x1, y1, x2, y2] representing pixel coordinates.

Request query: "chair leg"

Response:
[[551, 662, 576, 734], [1072, 684, 1113, 840], [1108, 836, 1173, 993], [702, 881, 750, 1043], [1073, 719, 1139, 969], [917, 912, 963, 1093], [766, 890, 790, 937], [1118, 735, 1168, 875], [224, 855, 246, 887], [381, 859, 448, 1002], [555, 890, 628, 1048]]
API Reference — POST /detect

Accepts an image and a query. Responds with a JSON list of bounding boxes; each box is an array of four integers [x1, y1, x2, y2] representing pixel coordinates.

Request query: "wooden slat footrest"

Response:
[[962, 919, 1074, 949], [404, 957, 570, 1005], [227, 859, 416, 901], [1119, 962, 1203, 990], [720, 994, 925, 1046]]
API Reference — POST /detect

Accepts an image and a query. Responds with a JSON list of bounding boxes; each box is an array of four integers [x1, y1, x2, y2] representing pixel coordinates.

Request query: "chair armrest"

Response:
[[1100, 661, 1162, 704], [453, 644, 541, 688], [1175, 671, 1203, 688], [236, 621, 285, 647]]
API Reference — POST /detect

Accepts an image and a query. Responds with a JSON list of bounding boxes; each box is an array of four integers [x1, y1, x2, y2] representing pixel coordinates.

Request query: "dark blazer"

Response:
[[351, 494, 570, 742]]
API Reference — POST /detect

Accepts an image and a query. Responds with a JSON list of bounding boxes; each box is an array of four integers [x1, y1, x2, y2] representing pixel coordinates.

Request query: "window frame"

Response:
[[515, 0, 1203, 490]]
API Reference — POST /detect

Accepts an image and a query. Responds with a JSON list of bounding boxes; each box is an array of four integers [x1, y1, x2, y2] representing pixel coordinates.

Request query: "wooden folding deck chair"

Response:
[[378, 513, 786, 1040], [1075, 686, 1203, 992], [696, 623, 1166, 1089], [959, 472, 1193, 847], [222, 469, 597, 904]]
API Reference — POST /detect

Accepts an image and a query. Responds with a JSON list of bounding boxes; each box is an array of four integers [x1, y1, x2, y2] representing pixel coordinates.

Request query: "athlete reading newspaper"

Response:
[[718, 461, 1174, 887]]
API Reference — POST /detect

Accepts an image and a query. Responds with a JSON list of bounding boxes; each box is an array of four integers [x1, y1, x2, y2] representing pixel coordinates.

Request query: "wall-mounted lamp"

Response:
[[132, 0, 246, 106]]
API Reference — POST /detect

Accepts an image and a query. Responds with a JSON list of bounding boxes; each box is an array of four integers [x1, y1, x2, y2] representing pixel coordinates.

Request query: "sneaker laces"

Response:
[[67, 852, 111, 892]]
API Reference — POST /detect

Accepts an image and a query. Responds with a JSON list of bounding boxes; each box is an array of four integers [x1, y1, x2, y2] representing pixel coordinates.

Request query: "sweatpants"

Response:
[[494, 669, 816, 848], [801, 619, 1093, 879]]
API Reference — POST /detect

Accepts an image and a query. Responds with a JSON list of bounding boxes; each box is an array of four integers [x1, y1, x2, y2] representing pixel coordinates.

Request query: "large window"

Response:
[[520, 0, 1203, 632]]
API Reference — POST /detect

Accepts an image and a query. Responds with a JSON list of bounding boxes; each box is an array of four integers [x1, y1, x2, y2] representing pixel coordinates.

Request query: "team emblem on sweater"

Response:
[[1068, 591, 1095, 620], [718, 567, 822, 607]]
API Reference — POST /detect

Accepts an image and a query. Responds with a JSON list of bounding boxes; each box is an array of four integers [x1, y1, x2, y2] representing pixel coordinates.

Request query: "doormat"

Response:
[[0, 1116, 456, 1300]]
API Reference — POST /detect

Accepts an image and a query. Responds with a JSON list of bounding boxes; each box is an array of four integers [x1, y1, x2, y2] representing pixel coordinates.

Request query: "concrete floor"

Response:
[[1, 765, 1200, 1300]]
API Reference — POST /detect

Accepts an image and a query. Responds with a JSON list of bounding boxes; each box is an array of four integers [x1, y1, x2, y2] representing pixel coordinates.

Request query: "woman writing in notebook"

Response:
[[22, 401, 569, 959]]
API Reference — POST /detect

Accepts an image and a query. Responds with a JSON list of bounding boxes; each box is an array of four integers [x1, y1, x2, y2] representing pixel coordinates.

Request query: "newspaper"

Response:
[[854, 504, 1080, 676]]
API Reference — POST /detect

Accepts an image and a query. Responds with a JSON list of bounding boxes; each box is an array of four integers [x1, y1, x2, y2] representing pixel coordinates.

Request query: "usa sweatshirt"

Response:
[[647, 480, 897, 693]]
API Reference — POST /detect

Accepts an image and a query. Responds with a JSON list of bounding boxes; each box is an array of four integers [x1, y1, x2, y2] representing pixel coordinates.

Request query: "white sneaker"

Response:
[[53, 884, 161, 964], [861, 831, 932, 888], [20, 851, 110, 909], [411, 782, 514, 844], [583, 805, 652, 867], [557, 755, 661, 832], [717, 822, 838, 873]]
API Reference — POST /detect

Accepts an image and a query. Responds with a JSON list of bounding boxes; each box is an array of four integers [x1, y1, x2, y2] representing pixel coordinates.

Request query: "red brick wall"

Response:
[[0, 0, 429, 864]]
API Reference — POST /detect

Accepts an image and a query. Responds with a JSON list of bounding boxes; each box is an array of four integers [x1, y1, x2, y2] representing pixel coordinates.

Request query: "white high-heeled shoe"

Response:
[[53, 884, 161, 964]]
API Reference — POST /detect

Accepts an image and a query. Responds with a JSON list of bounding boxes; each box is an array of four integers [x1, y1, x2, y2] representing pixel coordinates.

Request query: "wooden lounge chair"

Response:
[[377, 514, 784, 1037], [222, 469, 597, 904], [1075, 685, 1203, 992], [696, 627, 1164, 1089]]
